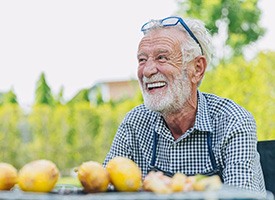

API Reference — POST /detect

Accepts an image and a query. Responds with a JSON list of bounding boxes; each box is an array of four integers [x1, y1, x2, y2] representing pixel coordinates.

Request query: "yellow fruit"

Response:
[[106, 156, 142, 192], [143, 171, 172, 194], [18, 159, 59, 192], [171, 173, 187, 192], [193, 175, 222, 191], [77, 161, 110, 193], [0, 163, 17, 190]]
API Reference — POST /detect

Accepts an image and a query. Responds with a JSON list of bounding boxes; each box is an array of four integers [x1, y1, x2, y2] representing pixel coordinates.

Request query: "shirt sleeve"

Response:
[[221, 116, 266, 194]]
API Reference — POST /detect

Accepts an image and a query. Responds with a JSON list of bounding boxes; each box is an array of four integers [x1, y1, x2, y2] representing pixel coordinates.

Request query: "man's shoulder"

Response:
[[201, 92, 254, 120]]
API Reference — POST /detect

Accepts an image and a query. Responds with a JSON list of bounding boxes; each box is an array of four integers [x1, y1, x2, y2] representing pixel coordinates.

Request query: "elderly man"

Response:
[[103, 16, 265, 193]]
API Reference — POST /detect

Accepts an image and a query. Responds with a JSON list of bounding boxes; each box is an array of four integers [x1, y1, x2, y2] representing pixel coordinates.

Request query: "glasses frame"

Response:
[[141, 16, 203, 55]]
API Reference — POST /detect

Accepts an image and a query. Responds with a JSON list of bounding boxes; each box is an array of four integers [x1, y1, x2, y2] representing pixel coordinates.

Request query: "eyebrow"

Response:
[[137, 49, 170, 58], [137, 52, 147, 58], [156, 49, 169, 54]]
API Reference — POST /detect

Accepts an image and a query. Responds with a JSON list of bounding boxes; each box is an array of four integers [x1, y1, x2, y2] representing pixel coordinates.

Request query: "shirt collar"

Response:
[[194, 91, 213, 132], [154, 91, 212, 140]]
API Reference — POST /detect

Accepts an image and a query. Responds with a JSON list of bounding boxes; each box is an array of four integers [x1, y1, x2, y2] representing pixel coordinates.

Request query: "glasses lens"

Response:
[[141, 20, 160, 32], [141, 22, 151, 31], [141, 17, 181, 31], [161, 17, 179, 26]]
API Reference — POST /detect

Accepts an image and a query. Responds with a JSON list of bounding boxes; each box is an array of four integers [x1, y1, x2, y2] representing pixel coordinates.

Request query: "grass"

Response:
[[57, 176, 81, 187]]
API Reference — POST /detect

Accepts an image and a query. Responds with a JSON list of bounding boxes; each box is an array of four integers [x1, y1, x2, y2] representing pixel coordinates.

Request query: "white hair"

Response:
[[182, 18, 213, 65], [142, 17, 213, 66]]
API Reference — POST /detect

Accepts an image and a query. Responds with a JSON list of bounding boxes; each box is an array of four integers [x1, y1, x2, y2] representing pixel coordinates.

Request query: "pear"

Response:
[[18, 159, 59, 192], [77, 161, 110, 193], [0, 162, 17, 190], [106, 156, 142, 192]]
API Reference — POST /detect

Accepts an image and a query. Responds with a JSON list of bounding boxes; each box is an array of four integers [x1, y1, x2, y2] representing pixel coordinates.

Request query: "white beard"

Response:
[[141, 71, 191, 115]]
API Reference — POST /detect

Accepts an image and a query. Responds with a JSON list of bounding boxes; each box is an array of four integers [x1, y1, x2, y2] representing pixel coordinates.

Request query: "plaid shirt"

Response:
[[103, 91, 265, 193]]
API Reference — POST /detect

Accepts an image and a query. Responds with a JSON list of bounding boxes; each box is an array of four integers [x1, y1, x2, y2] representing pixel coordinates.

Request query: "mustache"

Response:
[[143, 74, 167, 83], [142, 72, 188, 84]]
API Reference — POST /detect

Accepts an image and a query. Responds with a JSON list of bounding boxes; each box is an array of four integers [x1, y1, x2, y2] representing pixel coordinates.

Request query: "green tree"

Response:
[[2, 89, 18, 104], [55, 86, 65, 105], [177, 0, 265, 59], [95, 91, 143, 163], [34, 72, 54, 106], [27, 105, 53, 160], [47, 105, 71, 173], [200, 51, 275, 140], [67, 103, 101, 166], [0, 104, 23, 168], [95, 88, 104, 106], [67, 89, 90, 105]]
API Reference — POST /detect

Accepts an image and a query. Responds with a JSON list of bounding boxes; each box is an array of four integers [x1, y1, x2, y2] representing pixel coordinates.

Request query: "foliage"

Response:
[[0, 104, 23, 168], [176, 0, 265, 58], [200, 51, 275, 140], [57, 176, 81, 187], [55, 86, 65, 105], [67, 89, 90, 105], [2, 89, 18, 104], [95, 87, 104, 106], [34, 72, 55, 106], [94, 94, 143, 163], [68, 103, 100, 167], [0, 91, 142, 174]]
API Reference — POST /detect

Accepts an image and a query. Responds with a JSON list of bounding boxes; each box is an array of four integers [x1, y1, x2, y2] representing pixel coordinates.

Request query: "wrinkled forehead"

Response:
[[138, 27, 186, 50], [142, 27, 185, 40]]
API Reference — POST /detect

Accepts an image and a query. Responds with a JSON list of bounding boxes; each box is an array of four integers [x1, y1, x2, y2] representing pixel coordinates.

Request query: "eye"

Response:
[[138, 56, 147, 64], [157, 55, 168, 62]]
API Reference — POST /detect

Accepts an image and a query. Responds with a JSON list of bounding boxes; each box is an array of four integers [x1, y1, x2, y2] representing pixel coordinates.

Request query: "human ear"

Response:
[[191, 56, 207, 84]]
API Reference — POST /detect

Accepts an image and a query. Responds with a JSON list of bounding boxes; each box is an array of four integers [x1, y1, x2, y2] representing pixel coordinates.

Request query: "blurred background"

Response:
[[0, 0, 274, 176]]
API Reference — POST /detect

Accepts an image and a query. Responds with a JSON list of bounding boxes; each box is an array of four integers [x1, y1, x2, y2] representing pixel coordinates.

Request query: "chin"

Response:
[[144, 98, 173, 113]]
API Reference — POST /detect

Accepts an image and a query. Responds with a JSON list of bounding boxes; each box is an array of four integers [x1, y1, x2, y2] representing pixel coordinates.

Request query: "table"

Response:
[[0, 185, 273, 200]]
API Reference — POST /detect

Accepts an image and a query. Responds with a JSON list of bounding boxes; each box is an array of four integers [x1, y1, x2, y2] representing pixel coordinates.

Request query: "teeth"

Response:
[[147, 82, 166, 89]]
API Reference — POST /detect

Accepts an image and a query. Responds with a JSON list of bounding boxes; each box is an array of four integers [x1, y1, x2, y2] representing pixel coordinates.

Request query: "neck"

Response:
[[164, 108, 196, 140], [162, 93, 198, 140]]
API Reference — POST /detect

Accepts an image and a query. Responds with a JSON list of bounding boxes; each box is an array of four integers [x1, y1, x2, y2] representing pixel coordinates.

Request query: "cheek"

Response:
[[167, 61, 182, 71], [168, 52, 183, 70], [137, 66, 144, 80]]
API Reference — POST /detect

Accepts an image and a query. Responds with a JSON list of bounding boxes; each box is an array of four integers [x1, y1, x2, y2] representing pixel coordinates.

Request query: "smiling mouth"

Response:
[[147, 82, 166, 90]]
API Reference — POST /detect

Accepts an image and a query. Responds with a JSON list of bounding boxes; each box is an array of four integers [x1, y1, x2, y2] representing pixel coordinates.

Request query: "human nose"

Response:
[[143, 59, 158, 78]]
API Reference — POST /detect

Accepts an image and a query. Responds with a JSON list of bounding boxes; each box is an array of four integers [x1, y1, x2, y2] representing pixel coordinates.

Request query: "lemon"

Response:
[[106, 156, 142, 192], [77, 161, 110, 193], [18, 159, 59, 192], [0, 163, 17, 190]]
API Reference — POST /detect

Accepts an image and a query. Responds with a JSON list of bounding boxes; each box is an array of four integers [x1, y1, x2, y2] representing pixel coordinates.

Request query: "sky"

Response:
[[0, 0, 274, 107]]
